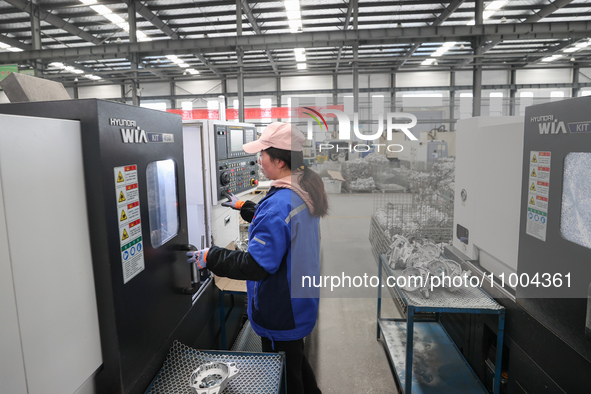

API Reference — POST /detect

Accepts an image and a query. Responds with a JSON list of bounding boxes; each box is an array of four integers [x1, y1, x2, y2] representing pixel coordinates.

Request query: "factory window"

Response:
[[207, 100, 219, 110], [519, 92, 534, 116], [140, 102, 167, 111], [580, 90, 591, 97], [550, 91, 565, 101], [146, 159, 180, 248], [489, 92, 503, 116], [372, 95, 384, 115], [459, 92, 472, 119], [181, 101, 193, 111], [402, 92, 443, 108], [560, 153, 591, 250], [260, 98, 273, 121]]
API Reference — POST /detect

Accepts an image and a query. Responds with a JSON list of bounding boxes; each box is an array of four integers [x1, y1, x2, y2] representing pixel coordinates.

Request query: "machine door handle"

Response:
[[179, 243, 205, 295]]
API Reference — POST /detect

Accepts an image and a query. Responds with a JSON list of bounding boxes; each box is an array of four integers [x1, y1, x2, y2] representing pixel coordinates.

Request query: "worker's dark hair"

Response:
[[264, 147, 329, 217]]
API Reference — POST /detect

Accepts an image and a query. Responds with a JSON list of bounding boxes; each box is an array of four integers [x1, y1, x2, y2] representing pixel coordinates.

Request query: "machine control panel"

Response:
[[217, 158, 258, 198], [212, 123, 259, 201]]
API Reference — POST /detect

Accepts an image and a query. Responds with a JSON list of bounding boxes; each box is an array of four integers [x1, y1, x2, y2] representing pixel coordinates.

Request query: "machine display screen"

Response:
[[230, 128, 244, 152], [560, 152, 591, 250], [146, 159, 179, 248]]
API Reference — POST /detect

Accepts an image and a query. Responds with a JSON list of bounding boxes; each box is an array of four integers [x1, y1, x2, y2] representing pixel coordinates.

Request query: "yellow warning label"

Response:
[[117, 172, 125, 183], [529, 197, 535, 205], [530, 183, 536, 191], [119, 191, 126, 203], [122, 229, 129, 241], [120, 210, 127, 221], [531, 155, 537, 163], [531, 169, 537, 177]]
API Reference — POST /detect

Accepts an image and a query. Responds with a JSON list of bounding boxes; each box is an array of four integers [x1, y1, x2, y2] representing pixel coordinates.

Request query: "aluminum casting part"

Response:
[[400, 266, 429, 292], [189, 362, 239, 394]]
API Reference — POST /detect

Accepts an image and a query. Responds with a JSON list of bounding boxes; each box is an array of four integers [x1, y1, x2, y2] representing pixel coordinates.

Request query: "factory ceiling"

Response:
[[0, 0, 590, 86]]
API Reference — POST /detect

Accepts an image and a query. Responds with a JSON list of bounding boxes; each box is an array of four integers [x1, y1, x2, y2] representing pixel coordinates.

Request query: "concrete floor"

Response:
[[306, 193, 403, 393]]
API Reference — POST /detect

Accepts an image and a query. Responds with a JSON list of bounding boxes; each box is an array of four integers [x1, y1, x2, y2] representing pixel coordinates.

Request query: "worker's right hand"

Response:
[[221, 192, 245, 210]]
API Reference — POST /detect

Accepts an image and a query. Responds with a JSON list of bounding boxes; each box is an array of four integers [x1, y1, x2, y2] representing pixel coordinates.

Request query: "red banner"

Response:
[[167, 105, 344, 121]]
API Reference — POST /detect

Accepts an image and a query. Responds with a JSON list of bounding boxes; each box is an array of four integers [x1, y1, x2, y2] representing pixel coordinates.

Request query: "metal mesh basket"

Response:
[[146, 341, 284, 394], [370, 215, 392, 263], [377, 202, 453, 243]]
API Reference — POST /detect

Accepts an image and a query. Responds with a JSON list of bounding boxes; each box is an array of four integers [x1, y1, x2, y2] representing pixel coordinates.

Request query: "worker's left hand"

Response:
[[186, 248, 209, 269], [221, 192, 245, 210]]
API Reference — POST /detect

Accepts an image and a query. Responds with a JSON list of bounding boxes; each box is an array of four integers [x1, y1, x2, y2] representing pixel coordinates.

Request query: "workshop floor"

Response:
[[306, 193, 402, 393]]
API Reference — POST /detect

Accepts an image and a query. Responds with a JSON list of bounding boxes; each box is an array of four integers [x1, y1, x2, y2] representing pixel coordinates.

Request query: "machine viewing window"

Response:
[[146, 159, 179, 248], [560, 152, 591, 250], [230, 128, 244, 152]]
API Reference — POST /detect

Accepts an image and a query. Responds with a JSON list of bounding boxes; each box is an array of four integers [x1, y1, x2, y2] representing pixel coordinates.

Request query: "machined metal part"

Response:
[[189, 362, 239, 394]]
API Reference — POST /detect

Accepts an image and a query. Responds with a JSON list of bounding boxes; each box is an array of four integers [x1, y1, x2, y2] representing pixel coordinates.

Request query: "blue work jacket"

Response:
[[246, 187, 320, 342]]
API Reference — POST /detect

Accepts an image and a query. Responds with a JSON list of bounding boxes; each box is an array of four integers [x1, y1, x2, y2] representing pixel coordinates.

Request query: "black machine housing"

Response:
[[0, 100, 229, 393], [444, 96, 591, 393]]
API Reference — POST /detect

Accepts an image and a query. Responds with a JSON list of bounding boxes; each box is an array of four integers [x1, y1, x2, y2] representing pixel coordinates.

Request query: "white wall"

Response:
[[245, 77, 276, 92], [142, 82, 171, 96], [455, 71, 473, 87], [281, 75, 332, 91], [79, 84, 120, 99], [338, 74, 352, 89], [175, 80, 222, 95], [64, 67, 584, 121], [516, 68, 571, 84], [397, 71, 449, 87]]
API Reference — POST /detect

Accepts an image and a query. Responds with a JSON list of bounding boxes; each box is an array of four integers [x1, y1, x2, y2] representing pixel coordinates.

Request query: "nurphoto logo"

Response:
[[301, 107, 418, 153]]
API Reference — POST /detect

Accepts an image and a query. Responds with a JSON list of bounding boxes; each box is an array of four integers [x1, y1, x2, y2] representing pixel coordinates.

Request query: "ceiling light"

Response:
[[297, 62, 307, 70], [0, 42, 23, 52], [541, 55, 562, 62], [187, 68, 199, 75], [90, 5, 112, 15], [421, 58, 436, 66], [466, 0, 508, 25], [79, 0, 97, 4], [105, 14, 124, 24], [136, 31, 152, 41], [288, 19, 302, 32], [571, 57, 576, 62], [294, 48, 306, 62], [285, 0, 300, 12]]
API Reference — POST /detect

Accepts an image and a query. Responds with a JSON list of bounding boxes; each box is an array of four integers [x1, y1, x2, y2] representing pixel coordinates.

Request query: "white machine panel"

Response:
[[453, 116, 524, 279], [0, 114, 102, 394], [183, 123, 209, 249], [183, 120, 250, 250]]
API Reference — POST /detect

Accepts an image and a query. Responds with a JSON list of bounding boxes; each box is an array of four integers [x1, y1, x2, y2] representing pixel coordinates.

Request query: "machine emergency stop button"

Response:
[[251, 179, 258, 186]]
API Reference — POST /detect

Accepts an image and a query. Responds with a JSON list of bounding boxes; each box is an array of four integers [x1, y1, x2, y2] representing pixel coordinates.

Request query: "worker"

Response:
[[187, 122, 328, 393]]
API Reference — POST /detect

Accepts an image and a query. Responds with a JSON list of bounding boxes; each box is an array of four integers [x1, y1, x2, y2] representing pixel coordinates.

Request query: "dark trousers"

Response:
[[261, 337, 322, 394]]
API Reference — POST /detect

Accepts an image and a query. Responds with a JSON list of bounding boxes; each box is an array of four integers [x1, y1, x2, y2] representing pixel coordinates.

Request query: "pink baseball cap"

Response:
[[242, 122, 306, 153]]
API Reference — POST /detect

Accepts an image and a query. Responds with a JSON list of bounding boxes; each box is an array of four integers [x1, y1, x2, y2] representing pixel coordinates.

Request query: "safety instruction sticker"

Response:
[[526, 151, 551, 241], [114, 165, 145, 284]]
